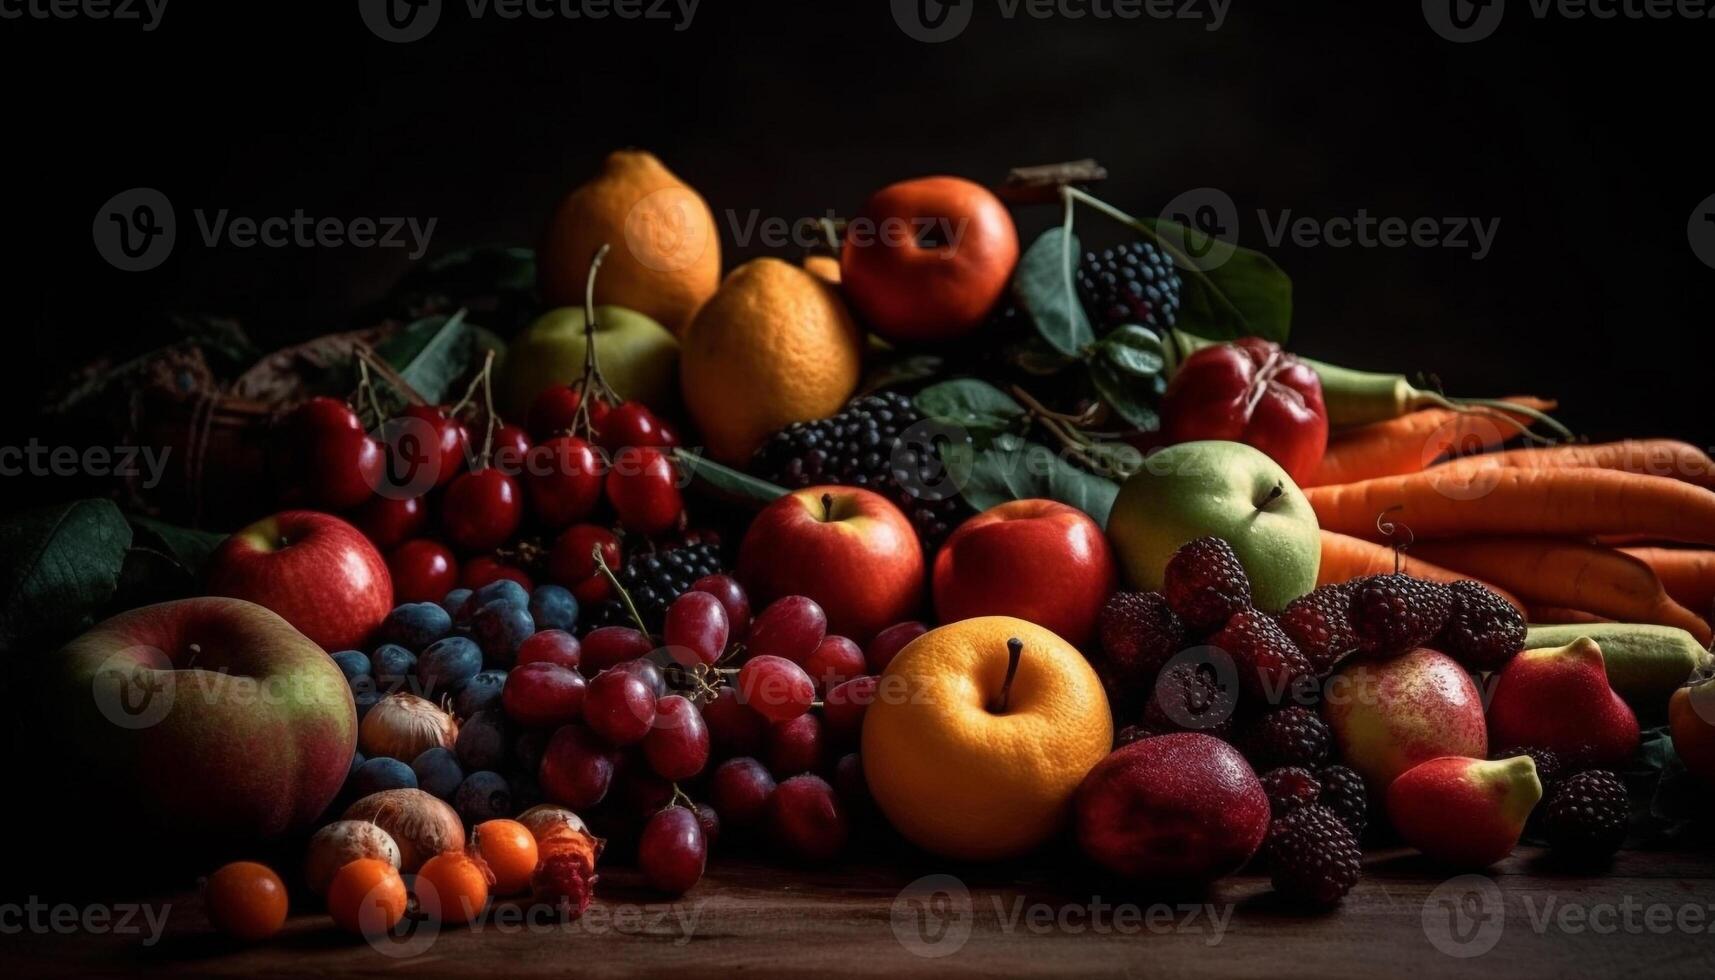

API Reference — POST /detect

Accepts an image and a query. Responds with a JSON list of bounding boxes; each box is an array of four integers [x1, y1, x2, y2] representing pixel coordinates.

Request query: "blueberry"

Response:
[[455, 708, 510, 771], [351, 674, 381, 720], [417, 636, 483, 697], [348, 750, 366, 777], [349, 756, 417, 798], [452, 669, 507, 718], [442, 588, 475, 622], [372, 644, 417, 692], [411, 746, 465, 800], [528, 585, 579, 632], [512, 730, 548, 775], [454, 771, 513, 824], [472, 600, 535, 666], [380, 602, 453, 651], [331, 650, 372, 682], [462, 580, 530, 619]]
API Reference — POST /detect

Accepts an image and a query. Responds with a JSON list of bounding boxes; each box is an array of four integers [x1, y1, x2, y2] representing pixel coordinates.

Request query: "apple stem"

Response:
[[821, 493, 834, 521], [993, 637, 1024, 714], [1257, 482, 1284, 509]]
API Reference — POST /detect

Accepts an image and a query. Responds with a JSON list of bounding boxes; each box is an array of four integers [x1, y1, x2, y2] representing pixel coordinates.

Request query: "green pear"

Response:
[[497, 305, 679, 420], [1106, 440, 1320, 612]]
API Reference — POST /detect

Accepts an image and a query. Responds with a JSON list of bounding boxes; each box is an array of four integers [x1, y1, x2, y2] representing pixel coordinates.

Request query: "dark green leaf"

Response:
[[915, 379, 1027, 437], [1090, 360, 1162, 431], [1141, 217, 1292, 343], [113, 546, 199, 610], [1098, 325, 1167, 377], [944, 438, 1119, 527], [672, 449, 790, 507], [0, 499, 133, 653], [128, 516, 225, 577], [376, 311, 473, 405], [860, 353, 945, 395], [1013, 227, 1094, 357]]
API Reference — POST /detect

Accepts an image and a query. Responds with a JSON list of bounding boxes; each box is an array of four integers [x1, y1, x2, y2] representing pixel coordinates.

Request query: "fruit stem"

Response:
[[821, 493, 834, 521], [477, 349, 499, 469], [591, 544, 651, 637], [992, 637, 1024, 714], [1256, 482, 1284, 509], [568, 244, 622, 442]]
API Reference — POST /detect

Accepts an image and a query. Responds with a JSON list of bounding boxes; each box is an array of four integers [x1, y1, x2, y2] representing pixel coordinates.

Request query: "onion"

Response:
[[360, 692, 457, 761], [304, 820, 401, 896], [343, 789, 464, 871], [517, 804, 591, 842]]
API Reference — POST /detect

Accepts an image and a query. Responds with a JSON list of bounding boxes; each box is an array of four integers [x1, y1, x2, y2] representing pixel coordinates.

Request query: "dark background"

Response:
[[7, 1, 1712, 465]]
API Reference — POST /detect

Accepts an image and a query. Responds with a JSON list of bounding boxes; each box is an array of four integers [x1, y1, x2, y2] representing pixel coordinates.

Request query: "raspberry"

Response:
[[1076, 241, 1183, 333], [1244, 706, 1331, 770], [1348, 574, 1454, 657], [1539, 770, 1629, 859], [1437, 580, 1526, 671], [1208, 609, 1314, 704], [1095, 592, 1185, 710], [1265, 805, 1363, 906], [1493, 745, 1563, 790], [1316, 765, 1368, 837], [1277, 584, 1358, 676], [1162, 537, 1252, 632], [1260, 766, 1321, 818], [1139, 660, 1238, 738]]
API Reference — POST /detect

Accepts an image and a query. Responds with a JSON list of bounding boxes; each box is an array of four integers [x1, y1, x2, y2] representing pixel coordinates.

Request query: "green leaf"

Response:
[[1013, 227, 1094, 357], [944, 438, 1119, 527], [128, 516, 225, 577], [1098, 325, 1167, 378], [1090, 360, 1162, 431], [0, 499, 133, 653], [376, 311, 474, 405], [1141, 217, 1292, 343], [915, 379, 1027, 437], [672, 449, 790, 507], [860, 353, 945, 395]]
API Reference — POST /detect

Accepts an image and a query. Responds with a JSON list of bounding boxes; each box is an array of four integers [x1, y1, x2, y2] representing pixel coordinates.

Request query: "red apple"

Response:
[[206, 510, 393, 651], [55, 597, 356, 840], [933, 499, 1117, 648], [1321, 647, 1489, 792], [736, 486, 924, 644]]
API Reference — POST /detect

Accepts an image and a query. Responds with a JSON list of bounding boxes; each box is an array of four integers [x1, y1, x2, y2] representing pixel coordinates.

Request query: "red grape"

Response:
[[580, 626, 653, 674], [612, 759, 675, 820], [703, 686, 766, 759], [539, 724, 617, 810], [503, 662, 587, 729], [737, 655, 814, 723], [748, 596, 827, 664], [803, 635, 865, 692], [693, 802, 721, 850], [605, 446, 683, 535], [643, 695, 710, 781], [689, 574, 751, 641], [765, 713, 824, 778], [769, 774, 848, 863], [517, 629, 582, 670], [618, 657, 668, 698], [832, 752, 870, 809], [865, 621, 929, 674], [638, 805, 705, 895], [709, 757, 776, 830], [585, 669, 658, 745], [663, 591, 729, 667], [823, 675, 878, 749]]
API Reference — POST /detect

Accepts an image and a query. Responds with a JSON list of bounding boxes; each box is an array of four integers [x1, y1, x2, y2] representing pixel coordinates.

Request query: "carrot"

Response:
[[1526, 605, 1614, 626], [1619, 547, 1715, 619], [1408, 537, 1712, 644], [1305, 397, 1559, 488], [1430, 439, 1715, 492], [1304, 468, 1715, 547], [1317, 530, 1525, 614]]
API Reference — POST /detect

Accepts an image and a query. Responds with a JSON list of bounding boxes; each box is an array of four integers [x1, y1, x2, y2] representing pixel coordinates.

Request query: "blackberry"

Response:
[[1076, 241, 1182, 333], [752, 391, 970, 548], [1265, 805, 1363, 907], [1539, 770, 1629, 859], [1493, 745, 1563, 790], [1244, 706, 1331, 770], [1316, 765, 1368, 838], [592, 541, 725, 631], [1260, 767, 1321, 818]]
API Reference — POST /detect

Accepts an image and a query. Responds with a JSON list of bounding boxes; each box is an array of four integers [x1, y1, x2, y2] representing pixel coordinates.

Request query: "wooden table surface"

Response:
[[8, 846, 1715, 978]]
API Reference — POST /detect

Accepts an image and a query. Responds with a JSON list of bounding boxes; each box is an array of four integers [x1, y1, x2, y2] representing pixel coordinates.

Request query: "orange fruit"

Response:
[[802, 254, 841, 285], [205, 861, 288, 942], [538, 149, 720, 335], [326, 858, 408, 937], [416, 851, 491, 926], [861, 616, 1112, 861], [1671, 678, 1715, 782], [473, 818, 539, 896], [680, 258, 864, 464]]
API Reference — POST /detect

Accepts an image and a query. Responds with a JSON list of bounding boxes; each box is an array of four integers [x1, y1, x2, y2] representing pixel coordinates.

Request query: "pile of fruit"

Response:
[[27, 149, 1715, 947]]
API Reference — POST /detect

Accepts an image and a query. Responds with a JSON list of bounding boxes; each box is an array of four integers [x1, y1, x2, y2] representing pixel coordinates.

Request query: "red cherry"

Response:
[[401, 405, 469, 488], [599, 401, 677, 453], [353, 494, 428, 550], [460, 555, 535, 591], [548, 524, 622, 603], [305, 428, 384, 510], [441, 469, 523, 551], [605, 446, 683, 535], [389, 538, 459, 604], [527, 386, 612, 441], [526, 435, 603, 529], [292, 396, 363, 434], [490, 424, 533, 477]]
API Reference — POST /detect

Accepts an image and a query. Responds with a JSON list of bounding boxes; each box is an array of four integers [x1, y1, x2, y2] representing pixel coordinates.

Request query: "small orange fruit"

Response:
[[680, 258, 864, 464], [473, 819, 539, 896], [1671, 677, 1715, 782], [205, 861, 288, 942], [862, 616, 1112, 861], [326, 858, 408, 937], [416, 851, 492, 926], [802, 254, 841, 285]]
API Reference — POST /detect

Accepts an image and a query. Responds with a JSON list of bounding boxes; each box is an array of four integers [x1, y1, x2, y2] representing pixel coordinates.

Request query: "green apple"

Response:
[[497, 304, 679, 420], [1106, 440, 1319, 612]]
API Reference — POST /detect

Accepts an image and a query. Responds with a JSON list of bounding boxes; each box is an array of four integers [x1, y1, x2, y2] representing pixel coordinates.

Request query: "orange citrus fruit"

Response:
[[862, 616, 1112, 861], [326, 858, 408, 937], [680, 258, 864, 464], [473, 818, 539, 896], [416, 851, 491, 926], [538, 149, 720, 335], [205, 861, 289, 942]]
